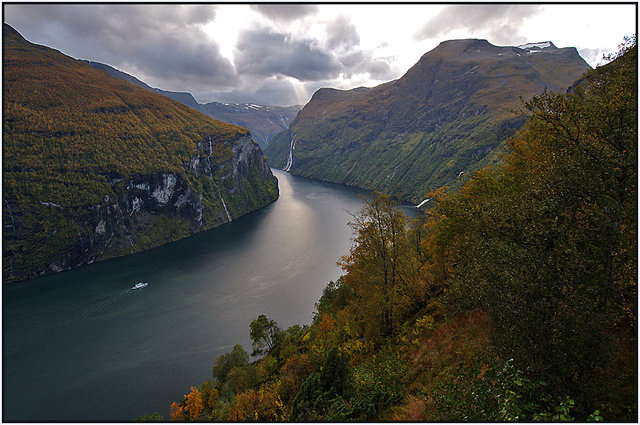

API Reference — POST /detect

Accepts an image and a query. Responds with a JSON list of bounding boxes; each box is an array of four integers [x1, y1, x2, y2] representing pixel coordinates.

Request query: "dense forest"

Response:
[[140, 38, 637, 422]]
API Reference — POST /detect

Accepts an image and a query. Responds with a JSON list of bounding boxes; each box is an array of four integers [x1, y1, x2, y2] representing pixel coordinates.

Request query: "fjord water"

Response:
[[3, 169, 417, 421]]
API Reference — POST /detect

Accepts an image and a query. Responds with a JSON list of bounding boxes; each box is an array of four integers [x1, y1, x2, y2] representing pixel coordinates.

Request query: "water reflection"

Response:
[[3, 169, 420, 421]]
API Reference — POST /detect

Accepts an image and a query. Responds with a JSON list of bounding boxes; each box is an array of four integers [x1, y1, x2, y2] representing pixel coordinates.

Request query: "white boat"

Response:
[[132, 282, 148, 290]]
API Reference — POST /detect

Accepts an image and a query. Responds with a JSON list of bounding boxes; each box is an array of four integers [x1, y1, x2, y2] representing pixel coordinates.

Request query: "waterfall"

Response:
[[278, 114, 288, 128], [218, 187, 232, 222], [416, 198, 431, 208], [4, 199, 16, 233], [212, 179, 232, 222], [284, 138, 296, 172], [115, 204, 135, 253], [219, 189, 231, 222], [204, 143, 231, 223]]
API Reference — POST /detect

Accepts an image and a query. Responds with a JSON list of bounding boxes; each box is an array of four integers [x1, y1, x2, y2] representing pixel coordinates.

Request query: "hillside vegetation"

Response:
[[158, 38, 636, 422], [83, 60, 300, 148], [3, 24, 278, 282], [266, 39, 590, 203]]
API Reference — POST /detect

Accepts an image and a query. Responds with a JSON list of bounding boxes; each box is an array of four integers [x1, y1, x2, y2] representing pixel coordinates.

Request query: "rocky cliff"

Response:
[[265, 39, 590, 202], [3, 24, 278, 282]]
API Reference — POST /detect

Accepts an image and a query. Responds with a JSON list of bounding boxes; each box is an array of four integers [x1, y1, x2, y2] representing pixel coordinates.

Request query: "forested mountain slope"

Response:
[[80, 60, 202, 109], [3, 24, 278, 282], [165, 38, 636, 422], [266, 39, 590, 202], [83, 60, 300, 148]]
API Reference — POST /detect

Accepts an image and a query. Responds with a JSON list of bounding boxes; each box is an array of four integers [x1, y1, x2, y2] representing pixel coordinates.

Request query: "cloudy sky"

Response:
[[4, 3, 636, 106]]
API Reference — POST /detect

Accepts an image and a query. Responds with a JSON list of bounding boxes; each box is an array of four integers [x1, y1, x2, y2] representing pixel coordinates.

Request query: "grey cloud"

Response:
[[204, 77, 302, 107], [250, 5, 319, 23], [235, 26, 393, 84], [326, 16, 360, 50], [415, 5, 543, 45], [235, 29, 342, 81], [4, 4, 236, 92], [339, 51, 395, 80], [4, 4, 403, 107]]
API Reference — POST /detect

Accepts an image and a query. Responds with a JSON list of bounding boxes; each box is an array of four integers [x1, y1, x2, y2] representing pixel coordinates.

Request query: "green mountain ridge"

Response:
[[81, 60, 300, 148], [2, 23, 278, 283], [265, 38, 590, 203]]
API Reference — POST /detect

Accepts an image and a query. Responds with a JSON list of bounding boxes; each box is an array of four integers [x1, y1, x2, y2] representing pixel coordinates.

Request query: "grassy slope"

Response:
[[267, 39, 589, 202], [81, 60, 301, 149]]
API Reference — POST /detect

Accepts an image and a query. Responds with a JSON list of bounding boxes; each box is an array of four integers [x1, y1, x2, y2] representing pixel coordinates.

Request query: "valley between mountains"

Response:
[[2, 12, 636, 423]]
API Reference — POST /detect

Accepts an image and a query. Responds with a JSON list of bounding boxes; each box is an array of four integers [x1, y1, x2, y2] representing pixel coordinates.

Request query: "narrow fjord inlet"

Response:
[[3, 170, 416, 421], [3, 4, 636, 423]]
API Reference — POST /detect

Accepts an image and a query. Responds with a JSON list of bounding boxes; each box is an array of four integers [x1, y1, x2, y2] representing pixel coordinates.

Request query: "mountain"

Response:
[[169, 40, 637, 423], [197, 101, 301, 149], [81, 59, 205, 110], [2, 23, 278, 283], [82, 60, 300, 148], [265, 39, 590, 203]]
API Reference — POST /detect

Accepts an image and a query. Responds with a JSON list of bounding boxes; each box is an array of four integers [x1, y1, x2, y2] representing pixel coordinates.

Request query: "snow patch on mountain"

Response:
[[518, 41, 554, 50]]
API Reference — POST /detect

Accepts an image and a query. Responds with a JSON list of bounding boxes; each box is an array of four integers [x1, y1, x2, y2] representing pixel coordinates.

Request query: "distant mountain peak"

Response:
[[78, 60, 300, 147]]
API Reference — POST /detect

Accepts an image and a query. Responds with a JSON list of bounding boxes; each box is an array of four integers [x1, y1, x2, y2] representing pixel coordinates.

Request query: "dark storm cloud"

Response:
[[4, 4, 237, 91], [249, 5, 319, 23], [235, 29, 342, 81], [326, 16, 360, 50], [415, 5, 543, 44]]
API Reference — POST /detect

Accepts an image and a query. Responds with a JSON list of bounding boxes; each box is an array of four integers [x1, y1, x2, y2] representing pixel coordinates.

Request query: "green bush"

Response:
[[428, 358, 577, 421]]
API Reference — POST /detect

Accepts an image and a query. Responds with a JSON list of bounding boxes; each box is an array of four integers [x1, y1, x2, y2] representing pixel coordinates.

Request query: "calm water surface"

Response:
[[3, 169, 418, 421]]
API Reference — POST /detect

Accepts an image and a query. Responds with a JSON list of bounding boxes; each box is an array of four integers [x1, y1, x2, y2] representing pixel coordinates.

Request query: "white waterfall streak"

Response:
[[279, 114, 288, 128], [216, 182, 232, 222], [284, 138, 296, 172], [416, 198, 431, 208], [4, 199, 15, 233]]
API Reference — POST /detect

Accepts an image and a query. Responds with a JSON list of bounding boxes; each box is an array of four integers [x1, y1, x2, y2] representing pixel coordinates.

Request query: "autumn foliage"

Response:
[[167, 38, 637, 422], [2, 24, 262, 282]]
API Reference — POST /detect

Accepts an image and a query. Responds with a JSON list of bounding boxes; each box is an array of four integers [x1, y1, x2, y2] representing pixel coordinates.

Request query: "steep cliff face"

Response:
[[5, 134, 277, 281], [2, 24, 278, 282], [266, 39, 590, 202]]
